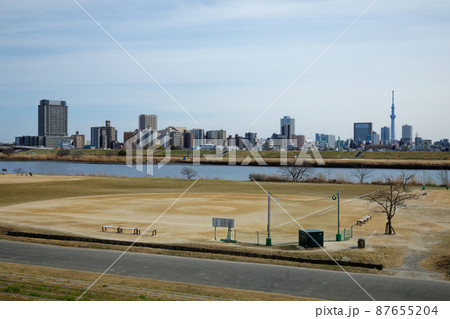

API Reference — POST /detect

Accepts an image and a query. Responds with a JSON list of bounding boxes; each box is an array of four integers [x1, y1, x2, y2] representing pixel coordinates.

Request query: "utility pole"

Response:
[[266, 191, 272, 246]]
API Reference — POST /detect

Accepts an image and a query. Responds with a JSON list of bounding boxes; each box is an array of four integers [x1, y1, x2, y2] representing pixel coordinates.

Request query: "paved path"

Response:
[[1, 240, 449, 301]]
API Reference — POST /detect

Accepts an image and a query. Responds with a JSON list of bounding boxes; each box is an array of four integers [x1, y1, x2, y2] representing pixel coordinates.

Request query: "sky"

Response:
[[0, 0, 449, 143]]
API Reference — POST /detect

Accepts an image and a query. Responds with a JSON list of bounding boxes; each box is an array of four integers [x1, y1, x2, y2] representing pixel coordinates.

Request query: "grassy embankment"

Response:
[[1, 149, 449, 168]]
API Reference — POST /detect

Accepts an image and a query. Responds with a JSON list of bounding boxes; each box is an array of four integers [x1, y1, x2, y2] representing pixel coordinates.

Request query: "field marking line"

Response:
[[75, 178, 200, 301], [251, 0, 380, 125], [273, 188, 382, 229], [251, 178, 376, 301], [72, 0, 199, 126]]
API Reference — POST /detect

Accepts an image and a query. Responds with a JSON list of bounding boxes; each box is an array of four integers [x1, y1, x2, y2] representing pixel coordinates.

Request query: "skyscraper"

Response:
[[390, 90, 396, 143], [280, 116, 295, 139], [38, 99, 68, 137], [139, 114, 157, 131], [353, 122, 373, 144]]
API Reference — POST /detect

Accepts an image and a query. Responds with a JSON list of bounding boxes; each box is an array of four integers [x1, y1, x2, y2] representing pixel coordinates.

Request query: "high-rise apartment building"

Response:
[[371, 131, 380, 145], [91, 120, 117, 149], [244, 132, 258, 146], [38, 99, 68, 137], [280, 116, 295, 139], [402, 124, 413, 144], [353, 122, 373, 145], [381, 126, 390, 144], [139, 114, 157, 131], [191, 128, 205, 147], [70, 131, 85, 149]]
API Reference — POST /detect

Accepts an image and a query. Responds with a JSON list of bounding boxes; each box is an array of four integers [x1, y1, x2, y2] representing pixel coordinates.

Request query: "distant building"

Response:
[[91, 120, 117, 149], [123, 130, 138, 144], [183, 131, 194, 149], [36, 99, 69, 148], [371, 131, 380, 145], [169, 131, 183, 148], [191, 128, 205, 147], [227, 134, 244, 149], [280, 116, 295, 139], [353, 122, 373, 145], [402, 124, 413, 144], [139, 114, 157, 131], [381, 126, 390, 144], [315, 133, 335, 149], [15, 136, 44, 147], [263, 138, 274, 150], [38, 99, 68, 137], [70, 131, 85, 149], [206, 129, 226, 145], [244, 132, 258, 147], [292, 134, 305, 148]]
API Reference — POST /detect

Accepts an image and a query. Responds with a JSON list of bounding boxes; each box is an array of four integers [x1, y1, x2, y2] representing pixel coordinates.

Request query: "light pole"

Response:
[[333, 189, 341, 241]]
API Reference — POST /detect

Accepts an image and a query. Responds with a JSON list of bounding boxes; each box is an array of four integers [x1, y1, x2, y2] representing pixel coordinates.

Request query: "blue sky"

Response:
[[1, 0, 449, 143]]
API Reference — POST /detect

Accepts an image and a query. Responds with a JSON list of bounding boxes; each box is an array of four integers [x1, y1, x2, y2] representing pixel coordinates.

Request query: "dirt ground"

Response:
[[0, 174, 90, 184], [0, 174, 448, 279]]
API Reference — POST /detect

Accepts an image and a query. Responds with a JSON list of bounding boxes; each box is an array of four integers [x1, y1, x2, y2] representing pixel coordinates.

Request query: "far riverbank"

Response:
[[1, 152, 449, 170]]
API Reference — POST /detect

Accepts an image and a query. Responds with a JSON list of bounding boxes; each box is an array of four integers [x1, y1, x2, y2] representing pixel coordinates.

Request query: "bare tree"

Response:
[[398, 171, 416, 190], [279, 163, 311, 182], [180, 167, 197, 179], [435, 170, 449, 187], [363, 178, 419, 234], [352, 167, 374, 183]]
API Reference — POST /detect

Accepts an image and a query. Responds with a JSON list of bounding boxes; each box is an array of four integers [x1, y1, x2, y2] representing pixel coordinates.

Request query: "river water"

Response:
[[0, 160, 444, 184]]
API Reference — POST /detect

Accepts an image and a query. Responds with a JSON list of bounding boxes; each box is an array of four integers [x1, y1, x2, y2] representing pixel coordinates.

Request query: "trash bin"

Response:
[[358, 238, 365, 248]]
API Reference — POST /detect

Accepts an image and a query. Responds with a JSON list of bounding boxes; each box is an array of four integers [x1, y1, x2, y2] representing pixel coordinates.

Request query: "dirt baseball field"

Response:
[[0, 174, 448, 256]]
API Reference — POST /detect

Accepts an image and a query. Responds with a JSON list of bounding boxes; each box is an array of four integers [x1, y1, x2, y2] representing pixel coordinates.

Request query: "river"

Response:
[[0, 160, 445, 184]]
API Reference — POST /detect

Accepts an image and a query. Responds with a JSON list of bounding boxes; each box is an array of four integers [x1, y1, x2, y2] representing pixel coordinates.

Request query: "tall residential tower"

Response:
[[38, 99, 68, 137], [139, 114, 157, 131]]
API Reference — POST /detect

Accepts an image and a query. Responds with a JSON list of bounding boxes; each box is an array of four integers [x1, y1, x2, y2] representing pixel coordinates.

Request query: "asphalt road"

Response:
[[1, 240, 449, 301]]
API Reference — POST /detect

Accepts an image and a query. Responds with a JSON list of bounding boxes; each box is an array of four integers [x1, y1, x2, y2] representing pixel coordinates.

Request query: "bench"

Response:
[[101, 226, 156, 236], [357, 215, 371, 226]]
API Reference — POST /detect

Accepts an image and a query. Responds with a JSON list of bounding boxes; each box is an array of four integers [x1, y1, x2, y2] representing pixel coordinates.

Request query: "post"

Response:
[[338, 189, 340, 234], [422, 170, 426, 190], [266, 191, 272, 246], [214, 226, 217, 240], [336, 189, 342, 241], [257, 231, 259, 245]]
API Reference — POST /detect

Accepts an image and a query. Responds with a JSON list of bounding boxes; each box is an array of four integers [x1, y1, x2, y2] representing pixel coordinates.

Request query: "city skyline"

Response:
[[1, 1, 449, 143]]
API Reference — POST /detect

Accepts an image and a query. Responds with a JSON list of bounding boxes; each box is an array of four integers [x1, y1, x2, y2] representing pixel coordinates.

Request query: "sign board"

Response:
[[212, 218, 234, 228]]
